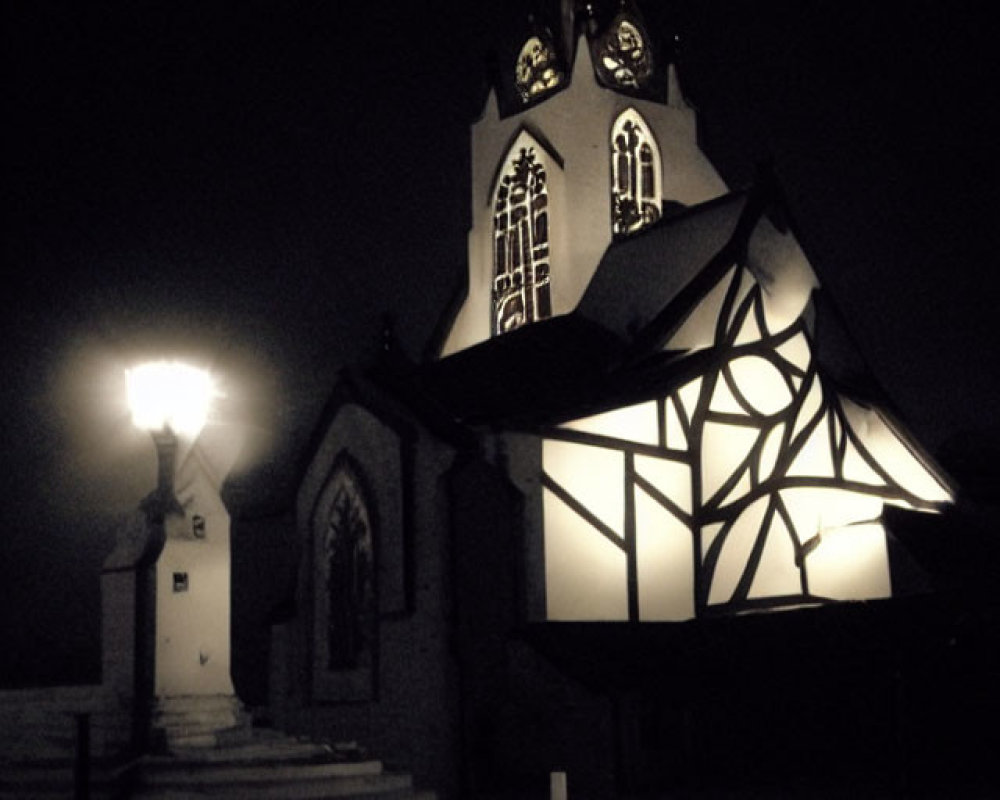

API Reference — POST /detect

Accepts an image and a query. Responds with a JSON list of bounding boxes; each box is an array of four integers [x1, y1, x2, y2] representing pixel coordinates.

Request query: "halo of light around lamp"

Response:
[[127, 361, 213, 438]]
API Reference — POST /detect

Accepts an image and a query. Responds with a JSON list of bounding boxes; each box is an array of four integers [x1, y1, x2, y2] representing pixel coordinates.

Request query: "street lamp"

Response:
[[121, 360, 217, 753]]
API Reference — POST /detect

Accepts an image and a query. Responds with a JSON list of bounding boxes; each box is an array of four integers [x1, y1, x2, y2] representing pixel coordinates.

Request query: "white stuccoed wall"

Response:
[[155, 441, 236, 698]]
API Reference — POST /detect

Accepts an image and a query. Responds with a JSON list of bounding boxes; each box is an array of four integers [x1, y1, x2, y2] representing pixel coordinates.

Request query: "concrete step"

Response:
[[133, 762, 414, 800], [134, 770, 414, 799], [2, 756, 425, 800], [167, 738, 334, 764], [137, 757, 385, 785], [0, 758, 126, 799], [1, 723, 436, 800], [152, 694, 252, 751]]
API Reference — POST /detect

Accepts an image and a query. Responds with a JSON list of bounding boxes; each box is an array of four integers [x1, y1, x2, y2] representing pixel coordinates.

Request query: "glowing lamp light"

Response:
[[127, 361, 214, 438]]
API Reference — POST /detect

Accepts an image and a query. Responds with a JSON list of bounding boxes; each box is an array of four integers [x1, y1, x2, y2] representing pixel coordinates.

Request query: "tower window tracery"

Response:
[[493, 145, 552, 336], [611, 109, 662, 236], [515, 34, 564, 102], [592, 10, 653, 90]]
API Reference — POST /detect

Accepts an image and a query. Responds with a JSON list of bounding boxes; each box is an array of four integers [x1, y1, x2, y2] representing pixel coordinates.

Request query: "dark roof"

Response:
[[413, 190, 754, 428], [576, 191, 749, 340]]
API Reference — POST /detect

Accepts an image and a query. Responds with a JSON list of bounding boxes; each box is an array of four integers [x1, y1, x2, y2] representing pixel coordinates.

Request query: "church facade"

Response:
[[268, 4, 952, 797]]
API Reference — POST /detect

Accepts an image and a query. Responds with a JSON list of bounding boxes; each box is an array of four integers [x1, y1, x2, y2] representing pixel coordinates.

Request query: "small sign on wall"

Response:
[[173, 572, 189, 592]]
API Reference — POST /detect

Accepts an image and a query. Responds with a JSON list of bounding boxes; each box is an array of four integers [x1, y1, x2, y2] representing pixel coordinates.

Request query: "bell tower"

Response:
[[440, 0, 729, 356]]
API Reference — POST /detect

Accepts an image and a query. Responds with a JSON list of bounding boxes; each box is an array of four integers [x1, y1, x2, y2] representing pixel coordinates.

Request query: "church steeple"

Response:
[[439, 0, 730, 357]]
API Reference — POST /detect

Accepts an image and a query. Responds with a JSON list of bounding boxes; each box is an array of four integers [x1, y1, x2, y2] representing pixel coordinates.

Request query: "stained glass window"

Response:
[[540, 260, 950, 621], [515, 34, 564, 102], [323, 458, 375, 671], [611, 109, 661, 236], [592, 12, 653, 90], [493, 145, 552, 336]]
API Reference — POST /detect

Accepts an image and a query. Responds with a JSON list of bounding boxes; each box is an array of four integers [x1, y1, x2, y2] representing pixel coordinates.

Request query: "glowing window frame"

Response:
[[491, 137, 553, 336], [610, 108, 662, 237]]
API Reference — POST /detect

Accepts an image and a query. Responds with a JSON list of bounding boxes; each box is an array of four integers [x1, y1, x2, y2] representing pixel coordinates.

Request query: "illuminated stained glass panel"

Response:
[[543, 486, 628, 620], [610, 109, 662, 236], [592, 13, 653, 90], [493, 145, 552, 336], [540, 256, 951, 621], [515, 34, 564, 102]]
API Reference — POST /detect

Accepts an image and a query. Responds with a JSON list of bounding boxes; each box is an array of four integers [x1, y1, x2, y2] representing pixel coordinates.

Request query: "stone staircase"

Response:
[[1, 727, 436, 798], [151, 695, 254, 750], [124, 727, 435, 798], [0, 692, 435, 799]]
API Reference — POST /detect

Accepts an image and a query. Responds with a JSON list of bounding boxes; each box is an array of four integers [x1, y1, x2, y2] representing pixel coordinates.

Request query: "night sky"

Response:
[[2, 1, 996, 686]]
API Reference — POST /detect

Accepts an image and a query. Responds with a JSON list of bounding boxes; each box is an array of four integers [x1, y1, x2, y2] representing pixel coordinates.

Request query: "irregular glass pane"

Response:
[[708, 496, 769, 605], [543, 439, 624, 538], [748, 512, 801, 599], [544, 487, 628, 620], [561, 401, 659, 446], [717, 467, 753, 512], [677, 377, 703, 423], [807, 522, 891, 601], [710, 375, 747, 415], [734, 307, 762, 345], [729, 356, 793, 416], [635, 486, 694, 621], [758, 422, 785, 483], [791, 375, 823, 442], [635, 453, 692, 514], [701, 522, 725, 562], [780, 487, 882, 542], [787, 418, 835, 479], [775, 332, 812, 373], [840, 398, 951, 505], [701, 421, 759, 504], [842, 437, 887, 487], [665, 396, 688, 450]]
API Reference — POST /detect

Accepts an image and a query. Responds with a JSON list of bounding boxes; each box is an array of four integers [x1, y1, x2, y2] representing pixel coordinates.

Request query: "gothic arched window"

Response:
[[610, 109, 662, 236], [492, 143, 552, 336], [322, 455, 375, 672]]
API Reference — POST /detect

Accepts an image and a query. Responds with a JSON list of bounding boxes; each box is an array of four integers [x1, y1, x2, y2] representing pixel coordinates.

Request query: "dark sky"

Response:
[[2, 0, 996, 684]]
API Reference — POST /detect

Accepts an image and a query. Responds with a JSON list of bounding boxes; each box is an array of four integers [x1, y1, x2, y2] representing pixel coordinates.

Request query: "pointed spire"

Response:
[[560, 0, 577, 69], [666, 30, 691, 109]]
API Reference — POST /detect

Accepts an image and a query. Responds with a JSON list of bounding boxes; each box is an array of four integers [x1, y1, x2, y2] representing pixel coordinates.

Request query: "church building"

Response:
[[266, 2, 952, 797]]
